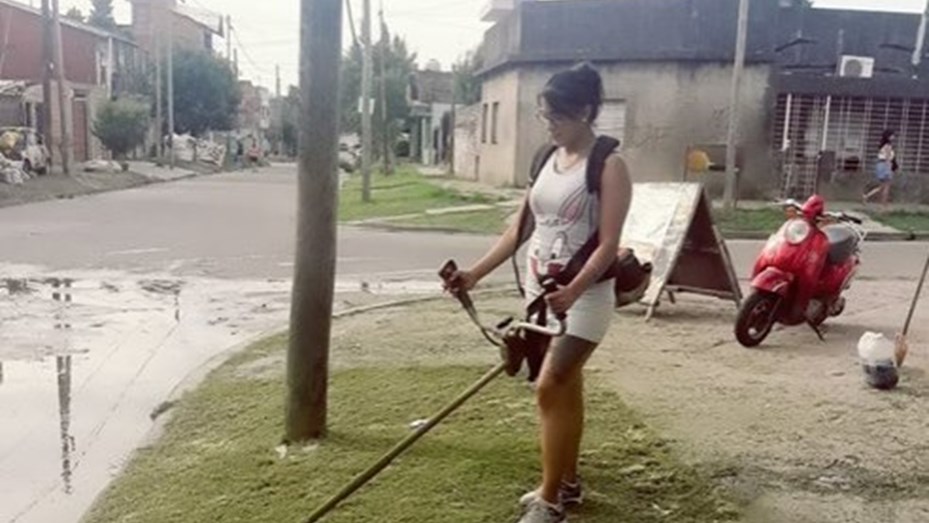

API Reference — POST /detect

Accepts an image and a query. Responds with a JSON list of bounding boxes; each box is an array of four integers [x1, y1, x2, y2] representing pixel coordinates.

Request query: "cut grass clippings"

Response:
[[866, 209, 929, 233], [84, 334, 738, 523], [340, 168, 501, 223]]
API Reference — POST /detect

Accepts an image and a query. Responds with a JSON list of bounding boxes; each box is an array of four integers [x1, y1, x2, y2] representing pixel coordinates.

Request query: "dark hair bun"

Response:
[[540, 62, 604, 122]]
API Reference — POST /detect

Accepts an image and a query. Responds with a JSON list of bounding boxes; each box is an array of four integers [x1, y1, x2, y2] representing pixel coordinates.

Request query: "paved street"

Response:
[[0, 165, 506, 283], [2, 165, 929, 522]]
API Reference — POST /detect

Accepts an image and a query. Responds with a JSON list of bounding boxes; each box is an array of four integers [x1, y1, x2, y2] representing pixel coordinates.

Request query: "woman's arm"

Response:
[[468, 196, 534, 281], [546, 154, 632, 314]]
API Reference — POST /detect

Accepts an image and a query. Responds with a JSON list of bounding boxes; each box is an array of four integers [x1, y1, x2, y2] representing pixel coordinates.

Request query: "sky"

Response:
[[46, 0, 929, 92]]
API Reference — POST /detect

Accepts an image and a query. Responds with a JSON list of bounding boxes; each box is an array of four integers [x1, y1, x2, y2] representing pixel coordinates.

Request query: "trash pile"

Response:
[[171, 134, 227, 168], [0, 153, 30, 185], [0, 127, 34, 185]]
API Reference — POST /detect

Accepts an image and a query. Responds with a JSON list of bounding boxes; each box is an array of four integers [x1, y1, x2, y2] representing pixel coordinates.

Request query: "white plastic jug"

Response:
[[857, 332, 899, 390]]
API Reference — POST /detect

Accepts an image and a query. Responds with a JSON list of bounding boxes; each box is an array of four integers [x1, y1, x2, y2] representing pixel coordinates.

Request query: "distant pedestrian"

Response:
[[247, 139, 260, 171], [863, 130, 897, 207], [235, 139, 244, 169]]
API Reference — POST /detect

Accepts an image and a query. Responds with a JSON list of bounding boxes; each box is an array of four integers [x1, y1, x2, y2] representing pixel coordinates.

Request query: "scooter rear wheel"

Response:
[[735, 291, 780, 348]]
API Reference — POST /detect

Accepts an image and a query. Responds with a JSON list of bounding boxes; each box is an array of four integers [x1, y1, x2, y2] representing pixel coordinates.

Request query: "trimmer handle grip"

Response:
[[438, 259, 458, 283], [539, 276, 568, 321]]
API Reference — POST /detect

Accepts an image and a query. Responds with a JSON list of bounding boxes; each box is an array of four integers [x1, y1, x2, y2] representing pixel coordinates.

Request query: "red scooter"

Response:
[[735, 195, 865, 348]]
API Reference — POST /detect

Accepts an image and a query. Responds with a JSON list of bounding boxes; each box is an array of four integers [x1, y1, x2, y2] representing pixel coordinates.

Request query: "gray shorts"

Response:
[[525, 279, 614, 344]]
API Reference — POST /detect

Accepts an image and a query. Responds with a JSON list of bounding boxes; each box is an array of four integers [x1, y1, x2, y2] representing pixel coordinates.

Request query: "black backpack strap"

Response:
[[513, 144, 557, 298], [585, 136, 621, 194], [555, 136, 621, 286], [529, 144, 557, 189]]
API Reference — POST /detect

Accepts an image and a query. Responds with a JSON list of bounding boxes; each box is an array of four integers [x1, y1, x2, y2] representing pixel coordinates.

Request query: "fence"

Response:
[[773, 93, 929, 202]]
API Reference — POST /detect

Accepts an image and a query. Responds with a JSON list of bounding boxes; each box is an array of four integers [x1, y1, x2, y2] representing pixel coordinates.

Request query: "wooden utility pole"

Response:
[[449, 85, 456, 175], [154, 5, 163, 161], [41, 0, 53, 154], [51, 0, 72, 175], [378, 5, 391, 175], [226, 15, 233, 64], [0, 9, 16, 78], [276, 64, 283, 155], [361, 0, 373, 202], [723, 0, 749, 210], [167, 2, 175, 169], [286, 0, 342, 442]]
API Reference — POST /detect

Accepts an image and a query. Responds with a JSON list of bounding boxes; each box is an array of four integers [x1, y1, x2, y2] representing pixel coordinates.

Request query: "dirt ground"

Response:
[[244, 280, 929, 523], [601, 281, 929, 523]]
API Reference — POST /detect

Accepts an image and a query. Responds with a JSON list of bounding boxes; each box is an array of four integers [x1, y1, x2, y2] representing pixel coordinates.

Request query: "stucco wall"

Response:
[[480, 61, 775, 194], [477, 68, 521, 186]]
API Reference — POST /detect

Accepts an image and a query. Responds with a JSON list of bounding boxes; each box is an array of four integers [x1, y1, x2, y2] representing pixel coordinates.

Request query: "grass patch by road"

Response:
[[714, 207, 785, 234], [867, 209, 929, 232], [340, 167, 502, 222], [84, 334, 737, 523], [389, 207, 514, 235]]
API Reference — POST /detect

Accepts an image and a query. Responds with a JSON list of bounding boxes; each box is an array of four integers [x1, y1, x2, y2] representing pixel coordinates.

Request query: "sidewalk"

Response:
[[410, 167, 919, 240], [0, 162, 219, 209], [0, 169, 151, 208], [417, 165, 525, 201], [718, 200, 907, 239]]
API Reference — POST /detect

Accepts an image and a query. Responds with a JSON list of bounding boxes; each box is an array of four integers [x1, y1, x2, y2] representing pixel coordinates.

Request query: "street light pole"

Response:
[[361, 0, 373, 202], [167, 3, 175, 169], [724, 0, 750, 210]]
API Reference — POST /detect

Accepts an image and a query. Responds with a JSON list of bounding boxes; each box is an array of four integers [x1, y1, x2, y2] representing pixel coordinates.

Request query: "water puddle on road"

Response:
[[0, 267, 443, 523]]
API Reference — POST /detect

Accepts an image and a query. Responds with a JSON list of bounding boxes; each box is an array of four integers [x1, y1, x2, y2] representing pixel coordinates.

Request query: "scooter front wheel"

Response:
[[735, 291, 781, 348]]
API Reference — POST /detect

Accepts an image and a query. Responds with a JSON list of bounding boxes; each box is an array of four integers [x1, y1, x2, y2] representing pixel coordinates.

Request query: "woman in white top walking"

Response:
[[863, 129, 897, 207], [447, 63, 633, 523]]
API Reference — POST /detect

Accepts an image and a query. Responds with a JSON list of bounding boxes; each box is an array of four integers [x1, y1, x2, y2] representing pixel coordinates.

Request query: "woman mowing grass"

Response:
[[447, 63, 632, 522]]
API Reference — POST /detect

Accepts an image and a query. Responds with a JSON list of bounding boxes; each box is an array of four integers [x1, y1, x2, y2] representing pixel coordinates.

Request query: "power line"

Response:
[[233, 28, 274, 77]]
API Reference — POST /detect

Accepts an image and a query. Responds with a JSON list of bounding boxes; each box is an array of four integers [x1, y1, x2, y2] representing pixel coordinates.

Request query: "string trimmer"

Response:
[[301, 260, 564, 523]]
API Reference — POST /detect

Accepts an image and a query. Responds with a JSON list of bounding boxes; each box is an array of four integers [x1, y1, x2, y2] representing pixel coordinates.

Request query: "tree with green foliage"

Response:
[[340, 30, 416, 159], [65, 7, 85, 23], [88, 0, 116, 30], [165, 49, 241, 136], [93, 97, 151, 169], [453, 47, 483, 106]]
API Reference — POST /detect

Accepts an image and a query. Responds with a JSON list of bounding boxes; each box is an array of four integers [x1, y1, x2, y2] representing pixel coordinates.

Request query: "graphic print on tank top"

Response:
[[528, 157, 598, 281]]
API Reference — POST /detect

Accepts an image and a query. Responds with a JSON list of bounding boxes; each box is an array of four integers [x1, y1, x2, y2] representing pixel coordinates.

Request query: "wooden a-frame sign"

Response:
[[622, 183, 742, 319]]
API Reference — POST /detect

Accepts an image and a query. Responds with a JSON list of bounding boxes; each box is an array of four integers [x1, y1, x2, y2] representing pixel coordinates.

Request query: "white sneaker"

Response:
[[517, 499, 566, 523], [519, 481, 583, 507]]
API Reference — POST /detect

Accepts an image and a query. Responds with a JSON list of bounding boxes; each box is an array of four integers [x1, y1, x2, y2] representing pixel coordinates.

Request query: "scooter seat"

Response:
[[824, 225, 857, 265]]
